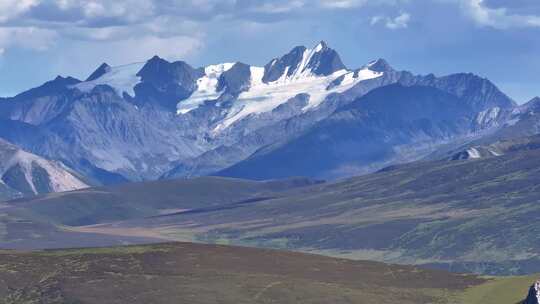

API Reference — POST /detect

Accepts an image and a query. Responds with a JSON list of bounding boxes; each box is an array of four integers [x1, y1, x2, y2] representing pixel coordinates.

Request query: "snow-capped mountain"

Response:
[[0, 41, 521, 182], [216, 82, 515, 180], [0, 139, 89, 199], [74, 41, 383, 133], [177, 41, 382, 133]]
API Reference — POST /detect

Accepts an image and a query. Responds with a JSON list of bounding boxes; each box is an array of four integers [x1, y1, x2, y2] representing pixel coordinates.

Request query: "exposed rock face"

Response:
[[133, 56, 204, 110], [524, 281, 540, 304], [86, 63, 111, 82], [216, 62, 252, 96], [0, 139, 89, 200]]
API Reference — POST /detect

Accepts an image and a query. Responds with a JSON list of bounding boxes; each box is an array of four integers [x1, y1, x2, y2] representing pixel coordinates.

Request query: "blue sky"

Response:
[[0, 0, 539, 103]]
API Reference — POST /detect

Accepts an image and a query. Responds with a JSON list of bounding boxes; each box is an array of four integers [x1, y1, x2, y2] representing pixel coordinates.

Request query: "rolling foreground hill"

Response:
[[1, 137, 540, 275], [1, 241, 534, 304]]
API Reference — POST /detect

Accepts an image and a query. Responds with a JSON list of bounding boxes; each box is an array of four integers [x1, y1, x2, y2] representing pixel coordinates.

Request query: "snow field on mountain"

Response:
[[75, 62, 145, 97]]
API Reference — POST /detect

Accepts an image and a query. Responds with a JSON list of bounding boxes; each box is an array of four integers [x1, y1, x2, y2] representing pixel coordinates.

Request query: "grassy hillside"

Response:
[[0, 176, 318, 249], [61, 148, 540, 275], [3, 149, 540, 274], [0, 242, 496, 304], [458, 275, 537, 304], [7, 176, 319, 226]]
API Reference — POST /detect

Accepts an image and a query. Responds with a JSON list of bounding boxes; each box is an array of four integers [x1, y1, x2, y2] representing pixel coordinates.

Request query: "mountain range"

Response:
[[0, 41, 532, 198]]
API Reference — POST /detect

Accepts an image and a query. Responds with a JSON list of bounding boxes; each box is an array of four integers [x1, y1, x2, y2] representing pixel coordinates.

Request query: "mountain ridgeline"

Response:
[[0, 41, 523, 191]]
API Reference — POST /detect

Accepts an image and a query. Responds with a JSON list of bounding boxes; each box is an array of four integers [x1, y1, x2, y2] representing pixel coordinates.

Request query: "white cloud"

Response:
[[0, 0, 40, 22], [386, 12, 410, 29], [91, 35, 203, 63], [53, 0, 155, 21], [95, 0, 154, 21], [0, 0, 206, 60], [319, 0, 367, 9], [0, 27, 58, 53], [371, 12, 410, 29], [319, 0, 407, 9], [250, 1, 305, 13], [460, 0, 540, 28], [53, 34, 203, 77]]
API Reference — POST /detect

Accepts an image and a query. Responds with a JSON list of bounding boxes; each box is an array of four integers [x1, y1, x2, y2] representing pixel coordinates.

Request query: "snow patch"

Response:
[[74, 62, 145, 97], [177, 62, 235, 115], [213, 67, 382, 132], [466, 147, 481, 159], [489, 149, 501, 156], [505, 118, 520, 126], [176, 44, 383, 132], [476, 107, 500, 125], [366, 60, 378, 68], [314, 41, 324, 52]]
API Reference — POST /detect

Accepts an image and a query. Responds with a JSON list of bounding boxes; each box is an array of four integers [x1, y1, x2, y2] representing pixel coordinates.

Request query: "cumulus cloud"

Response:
[[63, 34, 203, 66], [459, 0, 540, 28], [0, 0, 311, 58], [247, 1, 305, 13], [0, 0, 209, 59], [371, 12, 410, 29], [319, 0, 408, 9], [0, 0, 39, 22], [319, 0, 367, 8], [0, 27, 57, 54]]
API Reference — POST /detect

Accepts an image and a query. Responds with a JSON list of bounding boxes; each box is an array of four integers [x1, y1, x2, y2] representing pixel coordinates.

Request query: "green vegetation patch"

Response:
[[456, 275, 537, 304], [34, 243, 173, 257]]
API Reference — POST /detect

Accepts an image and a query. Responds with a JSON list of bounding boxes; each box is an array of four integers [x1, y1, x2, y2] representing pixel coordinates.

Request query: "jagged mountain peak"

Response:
[[136, 55, 199, 84], [516, 96, 540, 114], [139, 55, 183, 72], [419, 72, 517, 111], [305, 41, 346, 76], [86, 63, 111, 82], [366, 58, 393, 72], [262, 41, 346, 83], [138, 55, 175, 75], [51, 75, 80, 85], [178, 41, 382, 131], [216, 62, 252, 96], [131, 56, 204, 110], [316, 40, 329, 49], [77, 56, 202, 100], [14, 75, 81, 99], [528, 96, 540, 104], [149, 54, 163, 61]]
